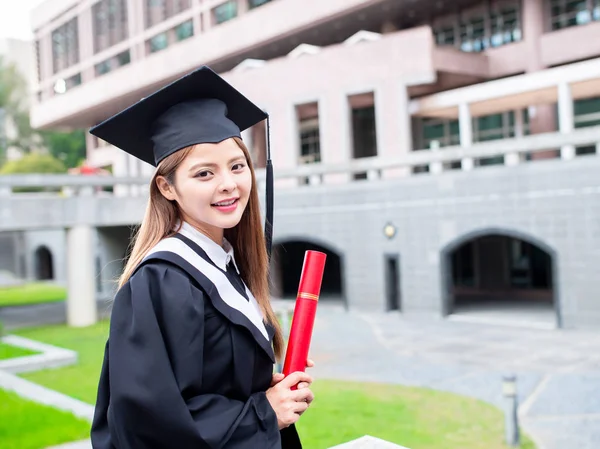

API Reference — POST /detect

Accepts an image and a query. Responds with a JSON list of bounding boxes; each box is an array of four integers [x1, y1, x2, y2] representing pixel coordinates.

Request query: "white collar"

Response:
[[178, 222, 240, 273]]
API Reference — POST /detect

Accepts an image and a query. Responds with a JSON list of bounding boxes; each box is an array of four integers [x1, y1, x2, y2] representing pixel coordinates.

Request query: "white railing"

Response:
[[1, 127, 599, 196]]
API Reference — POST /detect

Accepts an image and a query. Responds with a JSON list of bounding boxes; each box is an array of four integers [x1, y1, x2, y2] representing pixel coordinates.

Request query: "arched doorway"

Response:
[[34, 246, 54, 280], [271, 240, 344, 304], [442, 230, 558, 328]]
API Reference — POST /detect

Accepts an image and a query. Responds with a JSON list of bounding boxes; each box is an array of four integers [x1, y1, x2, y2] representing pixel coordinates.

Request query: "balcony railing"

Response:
[[1, 127, 599, 196]]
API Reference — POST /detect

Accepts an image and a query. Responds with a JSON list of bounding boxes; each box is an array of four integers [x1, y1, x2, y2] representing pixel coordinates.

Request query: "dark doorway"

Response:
[[34, 246, 54, 280], [271, 240, 343, 302], [445, 232, 556, 327], [384, 254, 401, 311]]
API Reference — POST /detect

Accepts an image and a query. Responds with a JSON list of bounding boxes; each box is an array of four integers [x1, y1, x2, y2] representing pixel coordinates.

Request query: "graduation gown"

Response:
[[91, 230, 302, 449]]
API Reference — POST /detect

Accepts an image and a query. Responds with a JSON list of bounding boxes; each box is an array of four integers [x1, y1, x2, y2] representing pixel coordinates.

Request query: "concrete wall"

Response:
[[2, 155, 600, 328], [23, 229, 67, 284]]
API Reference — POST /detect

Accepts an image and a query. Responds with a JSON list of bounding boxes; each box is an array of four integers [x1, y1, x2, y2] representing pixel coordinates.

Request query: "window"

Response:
[[175, 20, 194, 41], [94, 50, 131, 77], [490, 5, 522, 46], [460, 15, 487, 52], [248, 0, 271, 10], [93, 0, 128, 53], [52, 18, 79, 73], [149, 33, 169, 53], [35, 40, 42, 82], [298, 118, 321, 164], [433, 1, 521, 53], [213, 1, 238, 25], [574, 96, 600, 128], [550, 0, 599, 30], [434, 26, 456, 46], [146, 0, 191, 28], [419, 118, 460, 149]]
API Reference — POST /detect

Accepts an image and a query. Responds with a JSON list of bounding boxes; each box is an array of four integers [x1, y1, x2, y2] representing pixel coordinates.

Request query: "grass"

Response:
[[13, 322, 536, 449], [297, 380, 536, 449], [0, 388, 91, 449], [0, 283, 66, 308], [0, 342, 38, 360], [16, 321, 110, 404]]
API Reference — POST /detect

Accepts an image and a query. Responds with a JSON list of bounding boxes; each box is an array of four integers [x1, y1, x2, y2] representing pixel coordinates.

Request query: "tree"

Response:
[[40, 129, 87, 169], [0, 56, 35, 159], [0, 152, 66, 175]]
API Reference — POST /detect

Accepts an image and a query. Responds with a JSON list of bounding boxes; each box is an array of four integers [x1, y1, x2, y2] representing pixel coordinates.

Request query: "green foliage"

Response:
[[0, 56, 35, 159], [0, 152, 66, 174], [40, 129, 87, 169]]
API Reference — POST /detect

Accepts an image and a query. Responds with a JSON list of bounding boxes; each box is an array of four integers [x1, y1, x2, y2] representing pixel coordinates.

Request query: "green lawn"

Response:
[[0, 283, 66, 308], [0, 342, 38, 360], [0, 388, 91, 449], [13, 322, 536, 449], [297, 380, 536, 449], [16, 321, 109, 404]]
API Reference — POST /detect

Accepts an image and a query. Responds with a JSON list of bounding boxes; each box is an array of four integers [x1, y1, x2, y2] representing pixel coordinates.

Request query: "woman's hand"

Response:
[[266, 371, 315, 429]]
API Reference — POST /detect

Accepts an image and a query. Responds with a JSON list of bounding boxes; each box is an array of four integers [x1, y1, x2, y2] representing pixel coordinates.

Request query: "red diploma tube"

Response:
[[282, 250, 327, 381]]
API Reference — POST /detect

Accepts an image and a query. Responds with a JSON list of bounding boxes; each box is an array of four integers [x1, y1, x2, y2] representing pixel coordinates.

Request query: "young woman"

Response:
[[89, 67, 314, 449]]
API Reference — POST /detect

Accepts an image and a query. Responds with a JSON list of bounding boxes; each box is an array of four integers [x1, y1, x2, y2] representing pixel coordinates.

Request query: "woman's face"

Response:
[[157, 138, 252, 243]]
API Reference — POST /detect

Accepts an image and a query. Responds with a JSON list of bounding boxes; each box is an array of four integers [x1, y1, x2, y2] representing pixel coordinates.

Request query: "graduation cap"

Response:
[[89, 66, 275, 260]]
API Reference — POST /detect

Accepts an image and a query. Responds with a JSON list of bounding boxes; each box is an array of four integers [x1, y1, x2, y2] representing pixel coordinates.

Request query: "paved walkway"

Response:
[[309, 305, 600, 449], [4, 302, 600, 448]]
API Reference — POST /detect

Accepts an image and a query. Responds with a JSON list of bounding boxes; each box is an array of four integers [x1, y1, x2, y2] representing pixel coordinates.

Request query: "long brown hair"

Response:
[[119, 137, 284, 359]]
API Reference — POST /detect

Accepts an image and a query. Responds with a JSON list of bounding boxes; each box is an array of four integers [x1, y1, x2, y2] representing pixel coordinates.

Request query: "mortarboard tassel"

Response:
[[265, 115, 274, 263]]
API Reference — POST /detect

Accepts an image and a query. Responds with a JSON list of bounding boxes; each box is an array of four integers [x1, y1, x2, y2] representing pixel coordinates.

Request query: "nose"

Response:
[[218, 171, 237, 192]]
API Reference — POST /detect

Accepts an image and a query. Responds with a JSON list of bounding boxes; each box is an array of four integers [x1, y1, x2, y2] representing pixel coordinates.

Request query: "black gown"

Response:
[[91, 231, 302, 449]]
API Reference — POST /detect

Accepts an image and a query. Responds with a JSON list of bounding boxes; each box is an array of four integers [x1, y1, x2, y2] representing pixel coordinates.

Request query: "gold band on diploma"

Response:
[[298, 292, 319, 301]]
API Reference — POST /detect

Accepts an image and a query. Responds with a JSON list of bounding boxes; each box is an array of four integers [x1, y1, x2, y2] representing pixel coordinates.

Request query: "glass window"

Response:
[[146, 0, 191, 28], [149, 33, 169, 53], [213, 1, 238, 25], [550, 0, 596, 30], [419, 118, 460, 149], [434, 25, 456, 46], [175, 20, 194, 41], [93, 0, 128, 53], [434, 1, 521, 52], [248, 0, 271, 10], [52, 18, 79, 73], [299, 118, 321, 164], [94, 50, 131, 77], [574, 96, 600, 128]]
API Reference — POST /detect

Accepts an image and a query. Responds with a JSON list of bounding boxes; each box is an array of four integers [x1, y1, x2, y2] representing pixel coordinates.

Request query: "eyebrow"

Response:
[[188, 156, 246, 172]]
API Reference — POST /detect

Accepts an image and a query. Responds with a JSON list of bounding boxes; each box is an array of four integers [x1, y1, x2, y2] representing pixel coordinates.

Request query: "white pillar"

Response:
[[505, 109, 523, 166], [459, 103, 474, 170], [66, 225, 97, 327], [558, 82, 575, 160]]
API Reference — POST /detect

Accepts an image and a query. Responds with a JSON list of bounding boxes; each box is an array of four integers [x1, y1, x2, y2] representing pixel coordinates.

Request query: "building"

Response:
[[18, 0, 600, 327]]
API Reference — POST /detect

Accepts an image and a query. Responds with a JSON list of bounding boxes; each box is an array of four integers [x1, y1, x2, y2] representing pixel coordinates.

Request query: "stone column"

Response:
[[321, 92, 351, 184], [379, 81, 411, 179], [128, 0, 145, 61], [66, 225, 97, 327], [505, 109, 524, 166], [558, 82, 575, 160], [459, 103, 474, 171], [523, 0, 557, 158], [79, 7, 95, 82]]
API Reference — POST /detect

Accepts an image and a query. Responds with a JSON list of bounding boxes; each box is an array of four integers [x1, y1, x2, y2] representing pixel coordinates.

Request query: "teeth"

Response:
[[214, 199, 236, 206]]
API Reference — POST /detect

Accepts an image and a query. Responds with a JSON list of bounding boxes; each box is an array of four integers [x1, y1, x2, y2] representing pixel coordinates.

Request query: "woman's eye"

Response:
[[232, 163, 246, 171], [195, 171, 212, 178]]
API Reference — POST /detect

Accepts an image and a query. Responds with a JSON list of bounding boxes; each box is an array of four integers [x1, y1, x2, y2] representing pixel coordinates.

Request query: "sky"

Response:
[[0, 0, 46, 41]]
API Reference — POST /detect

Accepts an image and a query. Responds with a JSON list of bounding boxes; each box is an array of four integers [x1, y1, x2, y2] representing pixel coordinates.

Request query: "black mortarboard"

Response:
[[89, 66, 275, 259]]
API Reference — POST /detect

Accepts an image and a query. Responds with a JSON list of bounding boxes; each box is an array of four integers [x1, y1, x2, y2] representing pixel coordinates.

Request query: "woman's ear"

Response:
[[156, 175, 177, 201]]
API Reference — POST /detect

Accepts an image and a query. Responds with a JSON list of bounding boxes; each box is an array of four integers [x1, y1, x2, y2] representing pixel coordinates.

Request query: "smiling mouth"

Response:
[[211, 198, 238, 207]]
